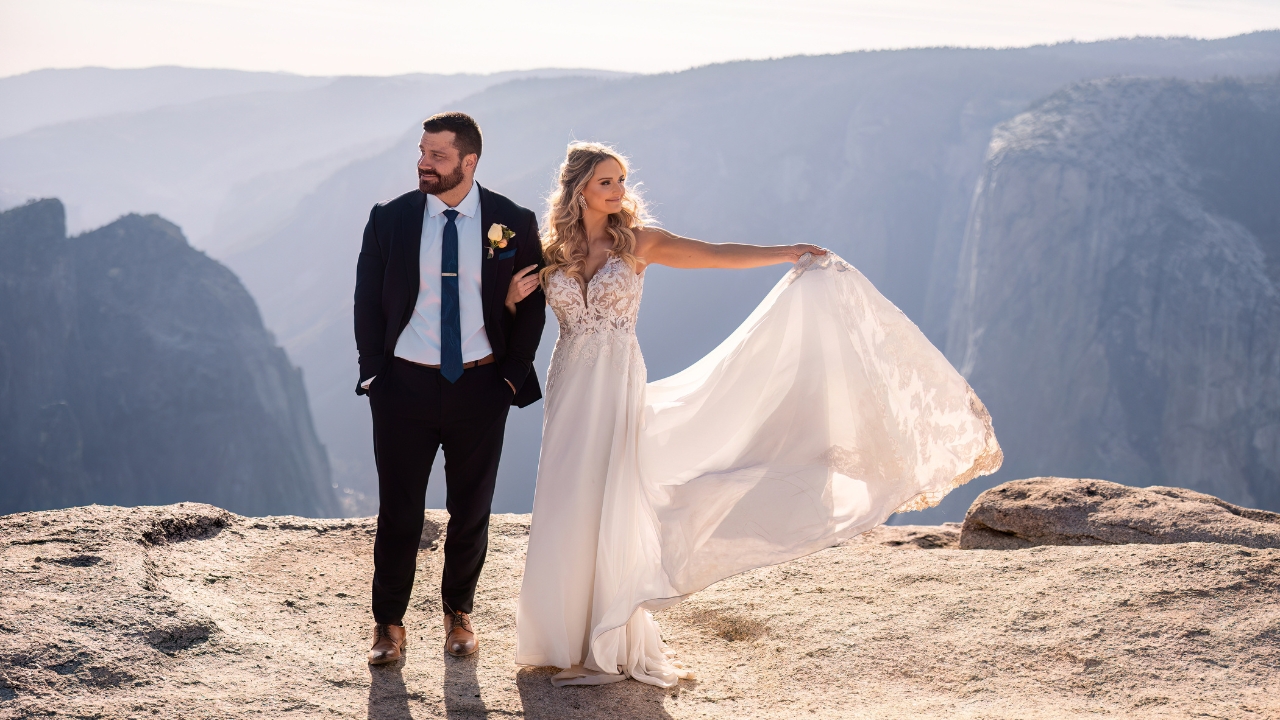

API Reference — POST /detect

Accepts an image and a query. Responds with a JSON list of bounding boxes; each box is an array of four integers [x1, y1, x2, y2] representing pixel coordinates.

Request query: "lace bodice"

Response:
[[545, 255, 644, 337]]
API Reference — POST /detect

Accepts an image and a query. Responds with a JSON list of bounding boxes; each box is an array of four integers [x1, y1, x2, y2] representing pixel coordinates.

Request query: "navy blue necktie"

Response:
[[439, 208, 463, 383]]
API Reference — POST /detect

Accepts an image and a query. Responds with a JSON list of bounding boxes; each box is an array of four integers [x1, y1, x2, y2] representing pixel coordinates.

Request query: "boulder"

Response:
[[855, 523, 961, 549], [960, 477, 1280, 550]]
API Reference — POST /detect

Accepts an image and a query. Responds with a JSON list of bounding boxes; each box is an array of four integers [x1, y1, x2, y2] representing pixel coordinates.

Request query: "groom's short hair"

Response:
[[422, 112, 483, 160]]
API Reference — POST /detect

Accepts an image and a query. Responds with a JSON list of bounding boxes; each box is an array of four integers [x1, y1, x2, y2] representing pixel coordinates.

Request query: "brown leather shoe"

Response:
[[444, 610, 477, 657], [367, 623, 408, 665]]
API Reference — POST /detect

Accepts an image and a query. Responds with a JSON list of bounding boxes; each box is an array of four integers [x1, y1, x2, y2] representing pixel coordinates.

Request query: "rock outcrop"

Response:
[[2, 500, 1277, 718], [854, 522, 961, 549], [946, 75, 1280, 514], [0, 200, 337, 517], [960, 477, 1280, 550]]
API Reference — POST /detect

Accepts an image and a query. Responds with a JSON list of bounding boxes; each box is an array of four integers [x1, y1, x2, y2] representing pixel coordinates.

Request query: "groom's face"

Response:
[[418, 131, 472, 196]]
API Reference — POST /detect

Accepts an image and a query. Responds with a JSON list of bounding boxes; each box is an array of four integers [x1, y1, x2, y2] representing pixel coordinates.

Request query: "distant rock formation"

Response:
[[948, 76, 1280, 511], [0, 199, 337, 517], [960, 478, 1280, 550]]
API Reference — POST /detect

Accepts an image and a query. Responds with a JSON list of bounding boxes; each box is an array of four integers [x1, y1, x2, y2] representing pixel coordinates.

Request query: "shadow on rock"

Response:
[[140, 504, 232, 546], [367, 660, 412, 720], [443, 652, 488, 718], [516, 667, 678, 720], [144, 618, 217, 655]]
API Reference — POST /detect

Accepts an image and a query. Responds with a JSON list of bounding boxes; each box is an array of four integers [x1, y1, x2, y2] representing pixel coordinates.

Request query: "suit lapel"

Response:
[[398, 191, 427, 324], [478, 184, 498, 324]]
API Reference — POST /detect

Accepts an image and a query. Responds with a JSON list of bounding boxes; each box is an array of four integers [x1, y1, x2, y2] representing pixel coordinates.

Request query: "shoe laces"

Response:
[[375, 624, 396, 641], [449, 610, 471, 632]]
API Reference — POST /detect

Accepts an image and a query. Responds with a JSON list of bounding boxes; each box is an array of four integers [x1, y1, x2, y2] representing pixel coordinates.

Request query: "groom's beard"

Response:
[[419, 162, 466, 195]]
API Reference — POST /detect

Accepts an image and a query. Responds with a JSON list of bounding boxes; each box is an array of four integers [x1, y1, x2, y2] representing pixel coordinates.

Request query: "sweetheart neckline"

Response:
[[583, 254, 618, 286], [578, 255, 619, 306]]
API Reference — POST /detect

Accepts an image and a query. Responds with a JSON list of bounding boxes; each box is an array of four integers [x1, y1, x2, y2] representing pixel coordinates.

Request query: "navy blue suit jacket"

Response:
[[353, 185, 546, 408]]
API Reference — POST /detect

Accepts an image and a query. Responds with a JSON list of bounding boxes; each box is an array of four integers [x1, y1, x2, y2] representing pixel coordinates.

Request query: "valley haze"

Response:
[[2, 33, 1280, 520]]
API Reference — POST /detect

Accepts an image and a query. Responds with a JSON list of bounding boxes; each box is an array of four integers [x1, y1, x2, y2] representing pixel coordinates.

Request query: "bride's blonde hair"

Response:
[[541, 142, 650, 287]]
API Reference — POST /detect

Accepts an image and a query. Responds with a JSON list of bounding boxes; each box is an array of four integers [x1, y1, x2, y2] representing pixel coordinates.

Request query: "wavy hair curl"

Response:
[[541, 142, 650, 287]]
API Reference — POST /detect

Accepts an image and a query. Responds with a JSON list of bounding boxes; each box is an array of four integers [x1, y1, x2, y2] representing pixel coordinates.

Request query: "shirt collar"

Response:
[[426, 180, 480, 219]]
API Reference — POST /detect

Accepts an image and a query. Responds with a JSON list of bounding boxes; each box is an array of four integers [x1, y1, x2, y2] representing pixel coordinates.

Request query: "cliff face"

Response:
[[945, 76, 1280, 514], [0, 199, 337, 516]]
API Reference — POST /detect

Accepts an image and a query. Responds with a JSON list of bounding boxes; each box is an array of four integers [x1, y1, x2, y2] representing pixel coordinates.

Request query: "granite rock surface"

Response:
[[1, 501, 1275, 719], [961, 477, 1280, 550]]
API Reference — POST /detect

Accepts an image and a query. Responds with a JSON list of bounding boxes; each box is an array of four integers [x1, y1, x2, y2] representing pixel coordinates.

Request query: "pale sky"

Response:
[[2, 0, 1280, 78]]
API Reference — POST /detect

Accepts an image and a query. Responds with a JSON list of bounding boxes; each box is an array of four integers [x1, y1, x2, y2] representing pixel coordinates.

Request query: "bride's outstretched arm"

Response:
[[634, 228, 825, 270]]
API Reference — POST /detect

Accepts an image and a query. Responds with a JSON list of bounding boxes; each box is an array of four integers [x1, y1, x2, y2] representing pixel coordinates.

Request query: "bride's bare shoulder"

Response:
[[633, 226, 675, 252]]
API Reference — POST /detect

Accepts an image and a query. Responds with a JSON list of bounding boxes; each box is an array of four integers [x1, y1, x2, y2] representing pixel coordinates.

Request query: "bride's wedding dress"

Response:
[[515, 252, 1001, 687]]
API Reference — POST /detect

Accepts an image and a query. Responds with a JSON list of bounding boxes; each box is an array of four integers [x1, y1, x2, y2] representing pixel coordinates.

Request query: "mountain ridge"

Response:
[[0, 199, 337, 517], [6, 35, 1280, 517]]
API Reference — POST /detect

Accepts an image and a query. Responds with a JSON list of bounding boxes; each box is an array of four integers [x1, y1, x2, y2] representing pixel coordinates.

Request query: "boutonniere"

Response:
[[486, 223, 515, 258]]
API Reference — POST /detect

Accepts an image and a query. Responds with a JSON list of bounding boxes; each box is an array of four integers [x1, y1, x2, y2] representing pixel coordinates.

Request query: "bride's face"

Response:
[[581, 158, 626, 214]]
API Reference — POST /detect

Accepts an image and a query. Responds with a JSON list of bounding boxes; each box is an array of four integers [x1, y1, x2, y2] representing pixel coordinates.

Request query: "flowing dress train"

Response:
[[515, 252, 1001, 686]]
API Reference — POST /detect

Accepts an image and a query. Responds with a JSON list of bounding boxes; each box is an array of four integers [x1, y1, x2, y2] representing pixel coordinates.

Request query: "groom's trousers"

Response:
[[368, 357, 512, 624]]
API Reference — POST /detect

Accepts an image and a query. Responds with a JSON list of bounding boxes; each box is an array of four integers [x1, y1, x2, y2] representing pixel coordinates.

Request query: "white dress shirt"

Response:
[[393, 181, 493, 366]]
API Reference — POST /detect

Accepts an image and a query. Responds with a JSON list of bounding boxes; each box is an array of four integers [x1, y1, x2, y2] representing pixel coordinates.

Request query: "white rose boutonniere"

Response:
[[486, 223, 515, 258]]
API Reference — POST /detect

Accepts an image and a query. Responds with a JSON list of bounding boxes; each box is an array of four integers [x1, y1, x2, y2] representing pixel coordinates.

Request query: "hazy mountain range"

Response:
[[224, 33, 1280, 516], [0, 66, 326, 138], [0, 67, 626, 251], [2, 32, 1279, 518]]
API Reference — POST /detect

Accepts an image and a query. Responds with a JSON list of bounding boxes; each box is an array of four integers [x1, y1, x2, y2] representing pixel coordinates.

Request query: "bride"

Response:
[[506, 142, 1001, 687]]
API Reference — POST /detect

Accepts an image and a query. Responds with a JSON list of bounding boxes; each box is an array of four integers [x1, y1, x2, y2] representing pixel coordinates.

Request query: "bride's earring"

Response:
[[578, 195, 588, 209]]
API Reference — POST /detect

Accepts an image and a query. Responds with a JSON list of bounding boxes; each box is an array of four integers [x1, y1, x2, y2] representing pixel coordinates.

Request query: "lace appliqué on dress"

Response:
[[545, 255, 646, 396]]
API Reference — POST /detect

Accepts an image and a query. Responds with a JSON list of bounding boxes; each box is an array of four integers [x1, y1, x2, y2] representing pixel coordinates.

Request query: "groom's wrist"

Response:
[[500, 358, 527, 395]]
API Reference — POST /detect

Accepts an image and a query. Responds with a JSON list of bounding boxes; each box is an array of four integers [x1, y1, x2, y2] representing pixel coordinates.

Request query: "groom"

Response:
[[354, 112, 545, 664]]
